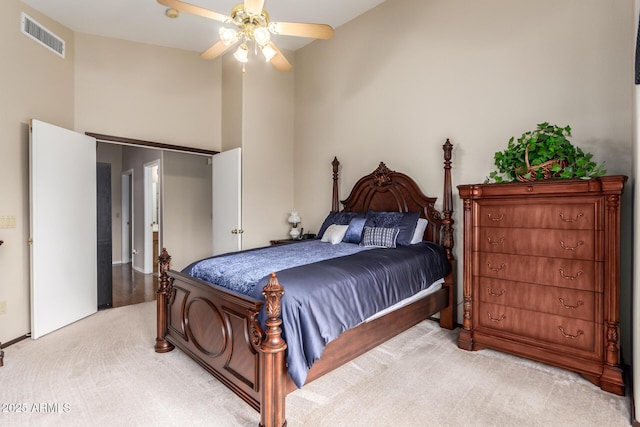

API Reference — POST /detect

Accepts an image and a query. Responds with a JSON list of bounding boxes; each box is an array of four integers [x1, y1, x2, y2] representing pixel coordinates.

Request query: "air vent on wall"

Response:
[[21, 12, 65, 58]]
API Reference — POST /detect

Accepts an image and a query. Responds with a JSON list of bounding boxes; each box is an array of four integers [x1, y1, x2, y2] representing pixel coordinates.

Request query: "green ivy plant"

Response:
[[486, 122, 606, 183]]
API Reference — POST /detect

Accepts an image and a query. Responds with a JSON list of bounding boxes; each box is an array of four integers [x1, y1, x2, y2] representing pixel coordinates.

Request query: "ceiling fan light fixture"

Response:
[[233, 43, 249, 63], [164, 0, 331, 71], [219, 27, 238, 45], [260, 44, 277, 62], [253, 27, 270, 46]]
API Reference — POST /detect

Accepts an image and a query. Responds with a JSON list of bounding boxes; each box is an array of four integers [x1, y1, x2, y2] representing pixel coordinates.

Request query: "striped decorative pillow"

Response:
[[361, 226, 399, 248]]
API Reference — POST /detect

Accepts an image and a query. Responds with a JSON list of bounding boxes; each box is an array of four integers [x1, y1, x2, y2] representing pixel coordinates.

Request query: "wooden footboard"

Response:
[[155, 249, 272, 412], [155, 253, 453, 427]]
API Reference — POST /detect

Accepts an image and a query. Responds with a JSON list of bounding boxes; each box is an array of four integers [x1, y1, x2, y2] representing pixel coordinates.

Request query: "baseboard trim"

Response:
[[1, 334, 30, 349]]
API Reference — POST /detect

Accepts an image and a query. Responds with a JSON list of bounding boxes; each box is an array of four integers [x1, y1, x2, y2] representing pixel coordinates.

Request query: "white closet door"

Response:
[[212, 148, 241, 255], [29, 119, 97, 339]]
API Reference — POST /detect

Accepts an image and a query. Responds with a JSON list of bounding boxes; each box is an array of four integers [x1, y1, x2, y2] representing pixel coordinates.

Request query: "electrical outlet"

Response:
[[0, 300, 7, 315]]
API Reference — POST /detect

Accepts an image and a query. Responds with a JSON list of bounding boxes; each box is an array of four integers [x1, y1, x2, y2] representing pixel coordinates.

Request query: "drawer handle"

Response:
[[487, 262, 506, 272], [487, 287, 506, 297], [488, 213, 504, 222], [559, 269, 583, 280], [487, 312, 506, 322], [559, 240, 584, 251], [558, 298, 584, 309], [559, 211, 584, 222], [558, 326, 584, 339], [487, 237, 505, 245]]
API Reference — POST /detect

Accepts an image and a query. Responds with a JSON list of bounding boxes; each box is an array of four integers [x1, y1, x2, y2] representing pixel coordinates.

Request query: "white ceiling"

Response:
[[21, 0, 388, 53]]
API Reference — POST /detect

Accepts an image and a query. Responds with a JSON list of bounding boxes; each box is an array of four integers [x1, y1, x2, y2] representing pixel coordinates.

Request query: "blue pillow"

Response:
[[317, 211, 363, 238], [365, 211, 420, 246], [343, 217, 367, 244], [317, 212, 338, 238]]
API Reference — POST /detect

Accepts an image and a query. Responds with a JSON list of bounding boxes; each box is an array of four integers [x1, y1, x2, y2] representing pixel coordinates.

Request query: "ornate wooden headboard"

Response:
[[330, 140, 454, 258]]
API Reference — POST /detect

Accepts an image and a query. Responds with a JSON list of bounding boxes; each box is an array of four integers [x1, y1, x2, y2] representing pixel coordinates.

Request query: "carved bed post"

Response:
[[260, 273, 287, 427], [442, 139, 454, 260], [154, 248, 175, 353], [331, 157, 340, 212], [440, 139, 457, 330]]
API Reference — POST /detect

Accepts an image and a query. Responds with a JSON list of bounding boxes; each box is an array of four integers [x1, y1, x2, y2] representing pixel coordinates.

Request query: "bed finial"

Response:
[[260, 273, 287, 427], [372, 162, 394, 187], [155, 248, 175, 353], [332, 157, 340, 212]]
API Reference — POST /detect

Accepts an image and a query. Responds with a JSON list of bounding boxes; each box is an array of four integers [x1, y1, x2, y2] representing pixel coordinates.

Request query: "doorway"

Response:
[[93, 134, 217, 308], [144, 160, 160, 275]]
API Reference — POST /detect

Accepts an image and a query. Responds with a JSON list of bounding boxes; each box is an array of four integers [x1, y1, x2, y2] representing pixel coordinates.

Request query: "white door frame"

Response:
[[143, 160, 160, 274], [121, 169, 133, 264]]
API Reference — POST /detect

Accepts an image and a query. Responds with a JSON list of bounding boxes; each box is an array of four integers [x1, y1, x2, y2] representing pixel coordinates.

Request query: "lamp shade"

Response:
[[287, 211, 301, 225], [233, 44, 249, 63], [219, 27, 238, 46], [254, 27, 271, 46]]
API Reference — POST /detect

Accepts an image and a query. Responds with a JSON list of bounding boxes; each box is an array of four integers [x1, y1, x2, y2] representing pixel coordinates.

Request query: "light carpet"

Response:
[[0, 301, 631, 426]]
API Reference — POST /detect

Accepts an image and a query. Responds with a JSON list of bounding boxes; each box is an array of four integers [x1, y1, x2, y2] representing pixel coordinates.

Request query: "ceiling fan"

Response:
[[157, 0, 334, 71]]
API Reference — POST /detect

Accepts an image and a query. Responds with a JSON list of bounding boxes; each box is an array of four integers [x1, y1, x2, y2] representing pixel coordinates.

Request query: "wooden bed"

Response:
[[154, 140, 456, 427]]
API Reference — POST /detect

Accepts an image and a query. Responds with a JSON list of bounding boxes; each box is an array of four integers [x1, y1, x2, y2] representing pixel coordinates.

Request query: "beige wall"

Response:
[[162, 151, 213, 270], [242, 54, 296, 247], [221, 55, 243, 151], [293, 0, 634, 349], [222, 54, 295, 249], [0, 1, 75, 343], [74, 33, 222, 151]]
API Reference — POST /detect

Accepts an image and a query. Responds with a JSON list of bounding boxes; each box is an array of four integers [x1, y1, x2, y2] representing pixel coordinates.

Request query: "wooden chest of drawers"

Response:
[[457, 176, 626, 395]]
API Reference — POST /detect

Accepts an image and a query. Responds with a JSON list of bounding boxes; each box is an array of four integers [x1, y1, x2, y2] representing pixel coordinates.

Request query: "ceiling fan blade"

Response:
[[244, 0, 265, 16], [157, 0, 229, 23], [267, 42, 292, 72], [200, 40, 236, 60], [271, 22, 334, 40]]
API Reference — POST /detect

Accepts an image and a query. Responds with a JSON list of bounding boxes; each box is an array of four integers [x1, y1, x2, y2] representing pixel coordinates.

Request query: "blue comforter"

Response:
[[183, 240, 450, 388]]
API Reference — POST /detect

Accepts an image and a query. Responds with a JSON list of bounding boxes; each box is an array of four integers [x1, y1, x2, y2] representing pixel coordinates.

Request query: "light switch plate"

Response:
[[0, 300, 7, 315], [0, 215, 16, 229]]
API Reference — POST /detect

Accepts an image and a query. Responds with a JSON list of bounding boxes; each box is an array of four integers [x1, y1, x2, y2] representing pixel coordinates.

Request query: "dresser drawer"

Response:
[[477, 201, 598, 230], [476, 278, 599, 321], [476, 302, 601, 356], [475, 252, 601, 292], [477, 227, 598, 260]]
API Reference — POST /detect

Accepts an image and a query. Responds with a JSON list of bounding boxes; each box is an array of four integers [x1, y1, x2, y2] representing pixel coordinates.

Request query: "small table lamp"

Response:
[[288, 211, 301, 239]]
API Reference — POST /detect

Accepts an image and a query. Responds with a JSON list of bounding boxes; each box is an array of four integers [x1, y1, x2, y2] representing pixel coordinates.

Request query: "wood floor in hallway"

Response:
[[111, 263, 157, 308]]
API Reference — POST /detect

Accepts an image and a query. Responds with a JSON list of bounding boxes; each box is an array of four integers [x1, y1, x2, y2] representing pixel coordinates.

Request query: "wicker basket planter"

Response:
[[515, 147, 568, 182], [486, 122, 606, 183]]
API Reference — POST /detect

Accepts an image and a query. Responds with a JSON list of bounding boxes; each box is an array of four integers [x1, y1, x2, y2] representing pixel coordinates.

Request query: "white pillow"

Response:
[[321, 224, 349, 244], [410, 218, 428, 244]]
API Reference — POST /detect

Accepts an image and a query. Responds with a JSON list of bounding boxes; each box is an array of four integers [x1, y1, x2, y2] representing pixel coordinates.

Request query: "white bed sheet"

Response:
[[364, 278, 445, 323]]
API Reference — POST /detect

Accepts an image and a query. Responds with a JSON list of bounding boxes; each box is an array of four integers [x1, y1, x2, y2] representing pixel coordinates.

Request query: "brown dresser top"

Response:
[[458, 175, 627, 199]]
